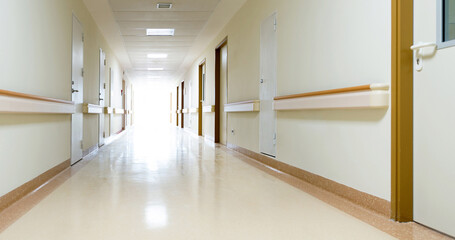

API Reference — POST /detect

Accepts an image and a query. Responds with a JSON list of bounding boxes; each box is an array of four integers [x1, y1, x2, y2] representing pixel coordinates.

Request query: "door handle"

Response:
[[72, 89, 79, 93], [99, 98, 104, 101], [410, 42, 437, 71]]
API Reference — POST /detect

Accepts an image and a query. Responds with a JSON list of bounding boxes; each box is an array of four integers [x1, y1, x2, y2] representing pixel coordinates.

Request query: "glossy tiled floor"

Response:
[[0, 126, 419, 239]]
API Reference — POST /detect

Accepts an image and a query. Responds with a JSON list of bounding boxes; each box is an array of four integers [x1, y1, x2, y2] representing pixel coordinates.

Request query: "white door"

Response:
[[99, 49, 106, 146], [220, 45, 228, 145], [71, 15, 84, 164], [414, 0, 455, 237], [259, 13, 277, 157]]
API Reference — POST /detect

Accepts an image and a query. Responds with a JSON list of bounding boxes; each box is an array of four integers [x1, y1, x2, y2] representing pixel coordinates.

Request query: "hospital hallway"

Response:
[[0, 125, 450, 240], [2, 0, 455, 239]]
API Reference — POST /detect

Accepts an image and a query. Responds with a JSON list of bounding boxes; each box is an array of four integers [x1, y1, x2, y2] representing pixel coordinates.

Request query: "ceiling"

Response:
[[107, 0, 222, 82]]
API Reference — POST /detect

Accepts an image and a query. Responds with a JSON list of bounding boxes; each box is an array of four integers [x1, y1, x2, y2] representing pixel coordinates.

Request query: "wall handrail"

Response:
[[202, 105, 215, 113], [0, 89, 74, 105], [273, 83, 389, 110], [0, 89, 75, 114], [113, 108, 125, 114], [224, 100, 260, 112], [274, 84, 389, 101], [83, 104, 104, 114]]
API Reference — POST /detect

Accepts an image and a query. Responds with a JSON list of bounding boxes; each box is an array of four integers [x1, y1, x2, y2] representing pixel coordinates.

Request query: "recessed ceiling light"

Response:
[[146, 28, 175, 36], [147, 76, 162, 79], [157, 3, 172, 9], [148, 68, 164, 71], [147, 53, 168, 59]]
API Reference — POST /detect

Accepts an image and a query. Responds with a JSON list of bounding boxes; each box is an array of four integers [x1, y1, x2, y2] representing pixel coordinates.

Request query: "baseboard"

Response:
[[227, 143, 391, 217], [0, 159, 70, 213], [83, 144, 99, 158]]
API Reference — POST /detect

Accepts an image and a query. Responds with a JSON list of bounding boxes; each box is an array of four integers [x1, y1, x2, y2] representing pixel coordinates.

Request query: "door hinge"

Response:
[[82, 33, 85, 42], [103, 132, 106, 138], [80, 140, 84, 149], [104, 83, 106, 89], [81, 68, 84, 77], [104, 59, 107, 66]]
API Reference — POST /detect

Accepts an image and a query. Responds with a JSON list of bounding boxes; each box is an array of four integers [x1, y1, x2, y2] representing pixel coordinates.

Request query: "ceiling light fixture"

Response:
[[157, 3, 173, 9], [146, 28, 175, 36], [148, 68, 164, 71], [147, 76, 162, 79], [147, 53, 168, 59]]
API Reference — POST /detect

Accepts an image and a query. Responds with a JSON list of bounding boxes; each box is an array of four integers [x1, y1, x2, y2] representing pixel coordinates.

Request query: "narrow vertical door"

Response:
[[71, 15, 84, 164], [259, 13, 277, 157], [99, 49, 106, 147], [414, 0, 455, 237], [219, 45, 228, 145]]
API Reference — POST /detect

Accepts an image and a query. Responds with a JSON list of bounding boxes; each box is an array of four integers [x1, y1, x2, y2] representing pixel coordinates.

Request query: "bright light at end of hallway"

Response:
[[133, 80, 173, 129]]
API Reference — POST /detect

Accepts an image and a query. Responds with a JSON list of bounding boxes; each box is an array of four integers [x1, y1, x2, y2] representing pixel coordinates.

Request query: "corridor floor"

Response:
[[0, 127, 446, 239]]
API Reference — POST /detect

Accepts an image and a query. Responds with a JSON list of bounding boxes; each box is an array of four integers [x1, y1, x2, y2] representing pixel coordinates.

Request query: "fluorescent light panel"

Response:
[[147, 53, 168, 59], [148, 68, 164, 71], [157, 3, 172, 9], [146, 28, 175, 36]]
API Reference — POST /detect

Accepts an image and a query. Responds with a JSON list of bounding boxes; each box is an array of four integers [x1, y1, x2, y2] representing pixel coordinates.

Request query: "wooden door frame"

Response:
[[176, 86, 179, 127], [181, 80, 185, 129], [391, 0, 414, 222], [198, 59, 206, 136], [214, 37, 228, 143]]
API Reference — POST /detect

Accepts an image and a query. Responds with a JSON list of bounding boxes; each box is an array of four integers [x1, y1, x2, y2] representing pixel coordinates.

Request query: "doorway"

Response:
[[215, 38, 228, 144], [259, 13, 277, 157], [412, 0, 455, 236], [198, 60, 206, 136], [71, 15, 84, 165], [98, 49, 106, 147]]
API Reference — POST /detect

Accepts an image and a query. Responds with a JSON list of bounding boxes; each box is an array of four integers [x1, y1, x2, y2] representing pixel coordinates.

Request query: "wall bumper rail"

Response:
[[189, 107, 199, 113], [203, 105, 215, 113], [114, 108, 125, 114], [224, 100, 260, 113], [104, 107, 114, 114], [182, 109, 189, 114], [273, 84, 389, 110], [83, 104, 104, 114], [0, 89, 75, 114]]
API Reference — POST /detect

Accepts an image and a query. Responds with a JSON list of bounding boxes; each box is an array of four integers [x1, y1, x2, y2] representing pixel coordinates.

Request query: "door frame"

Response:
[[198, 59, 206, 136], [176, 86, 179, 126], [181, 80, 185, 129], [214, 37, 228, 143], [391, 0, 414, 222], [98, 48, 106, 147]]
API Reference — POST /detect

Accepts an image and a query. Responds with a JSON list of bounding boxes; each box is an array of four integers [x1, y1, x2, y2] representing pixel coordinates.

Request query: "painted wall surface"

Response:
[[178, 0, 391, 200], [0, 0, 128, 196]]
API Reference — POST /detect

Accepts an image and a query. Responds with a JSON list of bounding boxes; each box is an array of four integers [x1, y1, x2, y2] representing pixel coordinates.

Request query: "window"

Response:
[[438, 0, 455, 48]]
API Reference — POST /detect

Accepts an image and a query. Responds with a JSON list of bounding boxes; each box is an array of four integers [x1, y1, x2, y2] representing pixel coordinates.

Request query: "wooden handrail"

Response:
[[274, 84, 389, 101], [0, 89, 74, 105], [225, 100, 259, 106]]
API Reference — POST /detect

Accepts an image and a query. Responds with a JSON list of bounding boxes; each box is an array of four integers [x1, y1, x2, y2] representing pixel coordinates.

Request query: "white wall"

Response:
[[177, 0, 391, 200], [0, 0, 128, 196]]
